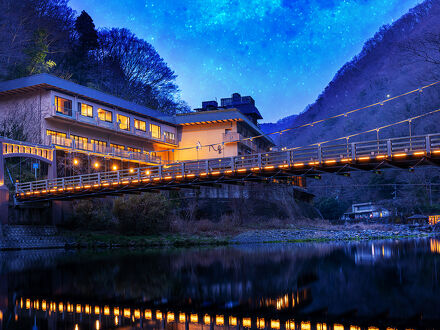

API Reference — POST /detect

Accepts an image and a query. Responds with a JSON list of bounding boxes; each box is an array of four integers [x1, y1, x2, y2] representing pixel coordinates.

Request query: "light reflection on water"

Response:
[[1, 237, 440, 329]]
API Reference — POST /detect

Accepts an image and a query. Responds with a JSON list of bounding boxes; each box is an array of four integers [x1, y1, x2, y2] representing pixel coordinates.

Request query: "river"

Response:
[[1, 237, 440, 329]]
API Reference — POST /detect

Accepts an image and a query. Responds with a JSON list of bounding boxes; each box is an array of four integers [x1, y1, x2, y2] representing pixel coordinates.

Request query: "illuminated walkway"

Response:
[[15, 132, 440, 202]]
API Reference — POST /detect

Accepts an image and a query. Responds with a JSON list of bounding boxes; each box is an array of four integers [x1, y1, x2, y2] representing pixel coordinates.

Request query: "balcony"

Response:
[[45, 135, 162, 164], [49, 106, 177, 145], [223, 132, 258, 152]]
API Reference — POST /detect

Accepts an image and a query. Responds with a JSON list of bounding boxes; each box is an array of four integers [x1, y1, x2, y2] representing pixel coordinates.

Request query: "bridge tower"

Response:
[[0, 140, 57, 224]]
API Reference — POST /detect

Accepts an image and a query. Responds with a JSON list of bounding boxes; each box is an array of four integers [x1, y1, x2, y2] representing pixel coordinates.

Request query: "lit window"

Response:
[[110, 143, 125, 150], [78, 103, 93, 117], [98, 108, 112, 122], [150, 124, 161, 139], [71, 135, 88, 148], [164, 131, 175, 142], [134, 119, 146, 131], [55, 96, 72, 116], [91, 139, 107, 147], [46, 130, 67, 139], [117, 114, 130, 131], [127, 147, 141, 153]]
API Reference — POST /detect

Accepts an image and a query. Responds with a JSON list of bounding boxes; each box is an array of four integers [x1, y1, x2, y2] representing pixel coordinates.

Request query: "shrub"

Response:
[[113, 192, 171, 234], [69, 199, 112, 230]]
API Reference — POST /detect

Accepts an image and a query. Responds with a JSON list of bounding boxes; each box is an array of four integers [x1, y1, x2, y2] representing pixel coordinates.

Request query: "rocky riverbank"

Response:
[[231, 223, 440, 244]]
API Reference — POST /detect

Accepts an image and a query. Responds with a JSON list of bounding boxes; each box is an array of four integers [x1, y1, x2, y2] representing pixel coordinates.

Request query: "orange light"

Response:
[[129, 168, 134, 173], [123, 308, 130, 318], [200, 172, 207, 176], [153, 177, 160, 181], [294, 163, 304, 167], [376, 155, 386, 159], [413, 151, 425, 156], [134, 309, 140, 319], [113, 307, 119, 316], [211, 171, 220, 175], [394, 153, 406, 157], [94, 306, 100, 314], [433, 149, 440, 154], [251, 167, 260, 171], [94, 162, 100, 168], [179, 313, 186, 323], [186, 174, 195, 177], [73, 158, 79, 165], [104, 306, 110, 315], [341, 158, 352, 162], [271, 320, 280, 329], [190, 314, 198, 323], [257, 318, 265, 329], [333, 324, 344, 330], [243, 318, 252, 328], [301, 321, 311, 330], [167, 312, 175, 322], [358, 156, 370, 161], [204, 314, 211, 324], [176, 175, 183, 179], [156, 311, 163, 320], [309, 161, 319, 165], [225, 170, 233, 174], [164, 176, 172, 180], [42, 300, 47, 311], [216, 315, 224, 326], [325, 159, 336, 164], [264, 165, 275, 170], [237, 168, 247, 172], [112, 165, 118, 171], [145, 170, 150, 175], [145, 310, 152, 319], [229, 316, 237, 326]]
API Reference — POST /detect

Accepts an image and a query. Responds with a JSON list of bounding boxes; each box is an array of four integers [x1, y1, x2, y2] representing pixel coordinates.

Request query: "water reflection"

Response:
[[1, 238, 440, 329]]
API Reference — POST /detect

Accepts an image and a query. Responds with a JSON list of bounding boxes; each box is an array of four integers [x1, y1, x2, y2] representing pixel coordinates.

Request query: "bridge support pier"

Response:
[[0, 142, 8, 224]]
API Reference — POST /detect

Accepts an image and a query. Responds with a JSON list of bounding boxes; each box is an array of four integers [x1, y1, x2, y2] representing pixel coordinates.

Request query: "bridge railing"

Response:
[[15, 133, 440, 195]]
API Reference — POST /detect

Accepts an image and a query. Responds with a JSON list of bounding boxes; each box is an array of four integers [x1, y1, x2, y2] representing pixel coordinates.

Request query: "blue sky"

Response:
[[68, 0, 421, 122]]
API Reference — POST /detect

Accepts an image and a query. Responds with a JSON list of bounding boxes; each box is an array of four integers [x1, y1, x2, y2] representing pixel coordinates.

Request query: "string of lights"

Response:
[[285, 106, 440, 151], [151, 80, 440, 154]]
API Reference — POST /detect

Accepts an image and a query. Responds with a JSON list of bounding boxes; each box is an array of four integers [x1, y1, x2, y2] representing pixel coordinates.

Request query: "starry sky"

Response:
[[68, 0, 421, 122]]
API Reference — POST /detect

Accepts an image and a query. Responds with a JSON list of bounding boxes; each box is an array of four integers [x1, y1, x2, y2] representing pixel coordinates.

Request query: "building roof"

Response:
[[0, 74, 167, 121], [174, 109, 274, 145]]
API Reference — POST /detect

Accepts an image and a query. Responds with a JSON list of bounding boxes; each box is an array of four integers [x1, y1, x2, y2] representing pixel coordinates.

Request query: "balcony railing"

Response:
[[55, 106, 72, 117], [50, 107, 178, 145], [46, 135, 161, 164]]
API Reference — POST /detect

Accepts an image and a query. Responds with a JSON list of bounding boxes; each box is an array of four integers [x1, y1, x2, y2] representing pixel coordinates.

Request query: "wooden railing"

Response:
[[15, 133, 440, 196]]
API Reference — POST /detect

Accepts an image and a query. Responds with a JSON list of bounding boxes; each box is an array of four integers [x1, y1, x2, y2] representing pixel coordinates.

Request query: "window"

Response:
[[110, 143, 125, 150], [91, 139, 107, 147], [164, 131, 175, 142], [134, 119, 146, 131], [78, 102, 93, 117], [127, 147, 141, 153], [55, 96, 72, 116], [150, 124, 161, 139], [98, 108, 113, 122], [71, 135, 88, 148], [117, 114, 130, 131], [46, 130, 67, 139]]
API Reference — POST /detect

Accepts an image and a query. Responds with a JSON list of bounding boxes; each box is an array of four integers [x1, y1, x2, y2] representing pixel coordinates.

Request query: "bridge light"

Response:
[[94, 162, 100, 169], [129, 168, 134, 173], [73, 158, 79, 166], [112, 165, 118, 171]]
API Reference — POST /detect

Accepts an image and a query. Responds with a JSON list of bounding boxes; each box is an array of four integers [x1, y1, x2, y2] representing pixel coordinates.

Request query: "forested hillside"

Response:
[[269, 0, 440, 147], [0, 0, 189, 114], [262, 0, 440, 218]]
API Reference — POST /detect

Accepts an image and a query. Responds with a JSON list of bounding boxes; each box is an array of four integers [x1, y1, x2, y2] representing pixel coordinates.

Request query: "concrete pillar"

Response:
[[48, 149, 57, 180], [0, 142, 8, 224]]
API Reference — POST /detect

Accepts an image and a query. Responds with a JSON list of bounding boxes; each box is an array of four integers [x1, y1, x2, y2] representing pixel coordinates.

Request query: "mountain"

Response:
[[267, 0, 440, 148], [260, 114, 297, 145]]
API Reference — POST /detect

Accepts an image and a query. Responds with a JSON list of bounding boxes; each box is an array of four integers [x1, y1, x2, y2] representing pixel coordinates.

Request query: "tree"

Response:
[[74, 11, 98, 55], [91, 28, 184, 114]]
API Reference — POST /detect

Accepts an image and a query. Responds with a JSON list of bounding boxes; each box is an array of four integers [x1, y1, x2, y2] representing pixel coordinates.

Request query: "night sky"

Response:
[[68, 0, 421, 122]]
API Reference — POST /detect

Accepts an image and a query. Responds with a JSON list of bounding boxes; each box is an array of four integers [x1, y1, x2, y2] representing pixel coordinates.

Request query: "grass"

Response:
[[62, 230, 230, 248]]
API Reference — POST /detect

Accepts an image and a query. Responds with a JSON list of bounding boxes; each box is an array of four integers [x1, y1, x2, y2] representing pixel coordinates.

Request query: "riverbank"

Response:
[[231, 223, 439, 244], [0, 222, 438, 250]]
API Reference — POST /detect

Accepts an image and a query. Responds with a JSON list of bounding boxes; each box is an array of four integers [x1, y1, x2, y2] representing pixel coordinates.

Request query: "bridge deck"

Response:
[[15, 133, 440, 202]]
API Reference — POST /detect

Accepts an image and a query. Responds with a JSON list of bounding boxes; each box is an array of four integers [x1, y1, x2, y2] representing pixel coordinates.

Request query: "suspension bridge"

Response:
[[11, 132, 440, 202]]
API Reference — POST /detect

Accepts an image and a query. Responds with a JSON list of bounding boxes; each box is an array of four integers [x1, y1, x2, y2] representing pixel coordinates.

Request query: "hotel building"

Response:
[[0, 74, 274, 169]]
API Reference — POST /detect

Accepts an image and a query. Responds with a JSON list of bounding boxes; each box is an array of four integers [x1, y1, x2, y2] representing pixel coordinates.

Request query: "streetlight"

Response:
[[73, 158, 79, 166], [112, 165, 118, 171], [94, 162, 100, 169]]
